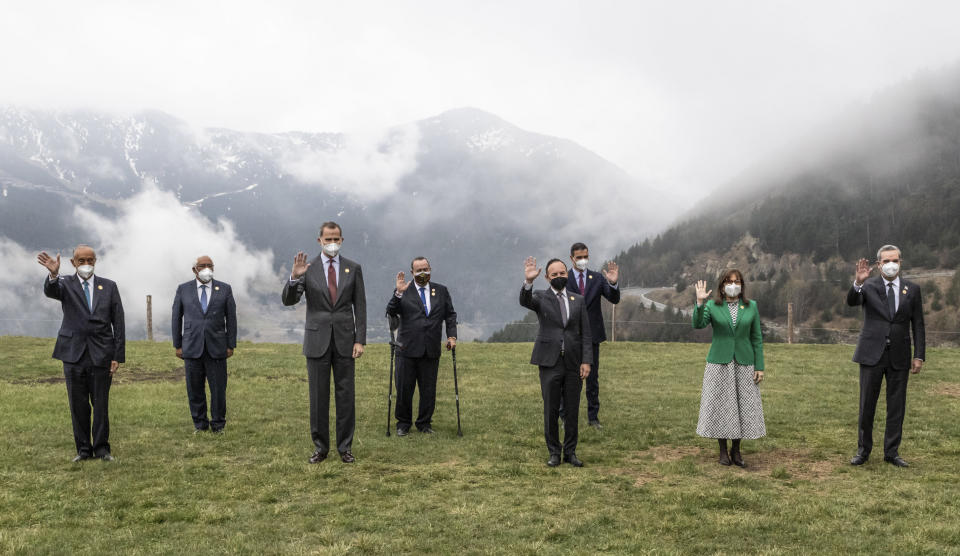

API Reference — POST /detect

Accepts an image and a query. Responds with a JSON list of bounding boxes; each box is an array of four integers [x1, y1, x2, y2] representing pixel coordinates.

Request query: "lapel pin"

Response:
[[344, 268, 350, 273], [740, 305, 744, 309], [902, 289, 906, 295], [588, 275, 593, 279], [431, 291, 436, 296], [215, 286, 220, 291], [98, 285, 103, 290], [570, 295, 575, 301]]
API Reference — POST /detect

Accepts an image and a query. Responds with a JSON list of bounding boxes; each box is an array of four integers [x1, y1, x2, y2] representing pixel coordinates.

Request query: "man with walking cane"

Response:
[[386, 257, 458, 436]]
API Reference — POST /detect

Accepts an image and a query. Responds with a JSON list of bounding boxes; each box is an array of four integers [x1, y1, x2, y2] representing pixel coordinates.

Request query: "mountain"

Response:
[[0, 106, 676, 340], [609, 63, 960, 342]]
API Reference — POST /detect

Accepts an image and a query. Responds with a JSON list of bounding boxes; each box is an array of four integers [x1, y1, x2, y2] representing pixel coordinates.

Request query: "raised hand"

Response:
[[524, 256, 541, 283], [396, 271, 411, 293], [291, 251, 310, 279], [695, 280, 712, 305], [602, 261, 619, 284], [37, 251, 61, 277], [854, 258, 872, 286]]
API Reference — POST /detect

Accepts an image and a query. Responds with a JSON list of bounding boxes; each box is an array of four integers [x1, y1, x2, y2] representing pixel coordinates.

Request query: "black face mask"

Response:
[[550, 276, 567, 291], [414, 272, 431, 286]]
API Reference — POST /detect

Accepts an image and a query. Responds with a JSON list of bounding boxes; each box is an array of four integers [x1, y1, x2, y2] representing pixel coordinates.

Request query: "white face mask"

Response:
[[76, 265, 94, 280], [574, 259, 589, 271], [197, 268, 214, 283], [724, 283, 741, 298], [322, 242, 341, 257], [881, 262, 900, 279]]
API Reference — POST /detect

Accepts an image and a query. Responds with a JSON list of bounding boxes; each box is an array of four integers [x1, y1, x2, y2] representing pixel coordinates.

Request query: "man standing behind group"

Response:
[[38, 245, 125, 462], [565, 242, 619, 429], [848, 244, 925, 468], [172, 256, 237, 434], [283, 221, 366, 464], [387, 257, 457, 436], [520, 256, 592, 467]]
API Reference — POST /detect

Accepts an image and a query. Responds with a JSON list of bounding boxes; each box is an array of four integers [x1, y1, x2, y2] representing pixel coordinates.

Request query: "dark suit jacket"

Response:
[[44, 274, 125, 367], [171, 279, 237, 359], [567, 268, 620, 343], [519, 285, 593, 368], [282, 255, 367, 358], [386, 282, 457, 359], [847, 275, 925, 370]]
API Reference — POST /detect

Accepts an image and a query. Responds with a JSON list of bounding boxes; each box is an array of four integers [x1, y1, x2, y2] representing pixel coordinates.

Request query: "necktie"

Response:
[[83, 280, 92, 311], [327, 260, 337, 303], [419, 286, 429, 315], [579, 272, 585, 294], [557, 291, 567, 326], [887, 282, 896, 319], [200, 284, 208, 313]]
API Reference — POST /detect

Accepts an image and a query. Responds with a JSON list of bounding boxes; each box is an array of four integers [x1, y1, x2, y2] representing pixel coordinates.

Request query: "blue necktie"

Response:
[[83, 280, 92, 311], [419, 286, 428, 316], [201, 284, 208, 313]]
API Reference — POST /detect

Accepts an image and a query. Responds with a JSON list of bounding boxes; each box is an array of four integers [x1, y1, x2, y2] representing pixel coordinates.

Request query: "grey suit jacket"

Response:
[[282, 254, 367, 358], [519, 284, 593, 369]]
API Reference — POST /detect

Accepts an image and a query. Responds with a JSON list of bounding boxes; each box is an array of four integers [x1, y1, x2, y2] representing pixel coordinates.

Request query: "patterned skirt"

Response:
[[696, 361, 766, 440]]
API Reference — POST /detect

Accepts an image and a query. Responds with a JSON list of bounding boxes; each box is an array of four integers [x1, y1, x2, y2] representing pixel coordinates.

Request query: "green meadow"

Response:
[[1, 337, 958, 555]]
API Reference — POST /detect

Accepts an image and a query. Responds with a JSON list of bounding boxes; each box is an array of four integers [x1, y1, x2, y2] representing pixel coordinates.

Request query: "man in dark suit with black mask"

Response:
[[172, 255, 237, 434], [283, 221, 366, 464], [386, 257, 457, 436], [38, 245, 125, 462], [847, 244, 925, 468], [520, 256, 592, 467]]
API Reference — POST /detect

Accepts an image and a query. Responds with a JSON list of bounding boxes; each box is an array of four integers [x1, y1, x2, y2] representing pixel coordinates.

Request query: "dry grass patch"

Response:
[[930, 382, 960, 398]]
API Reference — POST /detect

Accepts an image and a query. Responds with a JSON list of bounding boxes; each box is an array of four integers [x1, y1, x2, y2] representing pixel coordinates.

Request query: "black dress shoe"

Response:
[[588, 420, 603, 430], [100, 453, 115, 462], [308, 451, 327, 464], [418, 425, 435, 434], [340, 451, 356, 463], [72, 454, 91, 463], [546, 454, 561, 467], [396, 427, 409, 437], [211, 428, 224, 435], [563, 454, 584, 467], [850, 454, 868, 466], [884, 456, 909, 468]]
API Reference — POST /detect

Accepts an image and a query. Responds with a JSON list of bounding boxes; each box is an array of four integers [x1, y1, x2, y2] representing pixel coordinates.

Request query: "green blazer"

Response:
[[692, 299, 765, 370]]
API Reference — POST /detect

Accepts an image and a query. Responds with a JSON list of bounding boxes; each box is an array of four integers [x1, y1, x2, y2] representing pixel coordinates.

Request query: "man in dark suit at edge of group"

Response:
[[520, 256, 592, 467], [563, 242, 619, 430], [172, 255, 237, 434], [38, 245, 125, 462], [386, 256, 457, 436], [848, 244, 925, 468], [282, 221, 366, 464]]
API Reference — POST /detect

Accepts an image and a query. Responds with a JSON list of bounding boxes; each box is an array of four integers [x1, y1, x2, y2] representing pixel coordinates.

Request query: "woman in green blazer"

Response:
[[692, 269, 766, 467]]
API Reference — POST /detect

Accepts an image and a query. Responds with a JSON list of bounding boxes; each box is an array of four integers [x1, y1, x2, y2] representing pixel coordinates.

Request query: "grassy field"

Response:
[[1, 337, 958, 555]]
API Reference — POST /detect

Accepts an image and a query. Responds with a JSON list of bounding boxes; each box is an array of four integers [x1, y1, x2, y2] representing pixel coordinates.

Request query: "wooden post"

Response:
[[610, 303, 616, 343], [146, 294, 153, 341], [787, 302, 794, 344]]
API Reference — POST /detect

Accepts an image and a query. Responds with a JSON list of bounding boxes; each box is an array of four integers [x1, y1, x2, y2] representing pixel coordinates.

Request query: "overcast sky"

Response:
[[3, 0, 960, 196]]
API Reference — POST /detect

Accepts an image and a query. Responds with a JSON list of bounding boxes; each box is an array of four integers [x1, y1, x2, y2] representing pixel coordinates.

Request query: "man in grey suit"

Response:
[[282, 221, 366, 464], [520, 256, 592, 467], [848, 244, 925, 468], [172, 255, 237, 434], [38, 245, 125, 462]]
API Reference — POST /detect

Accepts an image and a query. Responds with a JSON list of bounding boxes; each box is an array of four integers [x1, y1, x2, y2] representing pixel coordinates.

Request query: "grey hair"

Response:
[[876, 244, 901, 261], [410, 256, 430, 270]]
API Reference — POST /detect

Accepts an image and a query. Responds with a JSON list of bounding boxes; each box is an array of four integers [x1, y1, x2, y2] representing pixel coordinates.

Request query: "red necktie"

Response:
[[578, 272, 585, 294], [327, 260, 337, 303]]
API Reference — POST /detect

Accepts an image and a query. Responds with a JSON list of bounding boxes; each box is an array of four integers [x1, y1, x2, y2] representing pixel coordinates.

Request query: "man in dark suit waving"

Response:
[[38, 245, 125, 462], [565, 242, 620, 429], [520, 256, 592, 467], [283, 221, 366, 464], [172, 255, 237, 434], [847, 244, 925, 468], [386, 257, 457, 436]]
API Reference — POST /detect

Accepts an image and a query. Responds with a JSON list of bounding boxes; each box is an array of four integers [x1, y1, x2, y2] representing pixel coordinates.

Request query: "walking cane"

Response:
[[452, 346, 463, 437], [386, 313, 400, 437]]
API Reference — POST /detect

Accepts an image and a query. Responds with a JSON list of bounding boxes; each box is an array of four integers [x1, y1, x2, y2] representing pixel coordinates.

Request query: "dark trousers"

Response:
[[858, 349, 910, 458], [306, 339, 355, 455], [395, 355, 439, 430], [63, 350, 112, 457], [184, 353, 228, 431], [559, 343, 601, 421], [539, 360, 582, 457]]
